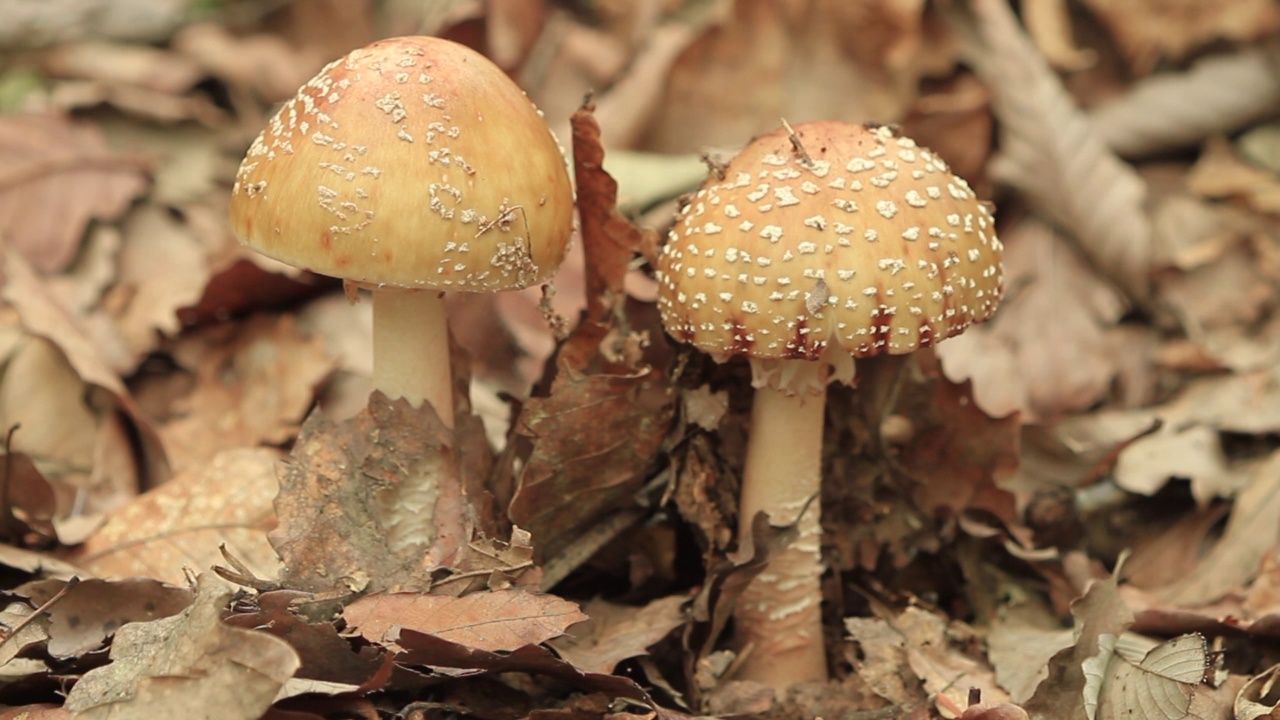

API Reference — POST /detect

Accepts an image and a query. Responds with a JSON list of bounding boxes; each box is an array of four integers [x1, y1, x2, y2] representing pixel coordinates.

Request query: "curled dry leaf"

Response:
[[0, 113, 148, 274], [2, 251, 167, 493], [1080, 0, 1280, 72], [950, 0, 1154, 302], [343, 589, 587, 654], [1091, 46, 1280, 158], [64, 575, 300, 720], [225, 589, 390, 691], [73, 448, 282, 585], [937, 218, 1130, 422], [507, 105, 673, 566], [1020, 568, 1134, 719]]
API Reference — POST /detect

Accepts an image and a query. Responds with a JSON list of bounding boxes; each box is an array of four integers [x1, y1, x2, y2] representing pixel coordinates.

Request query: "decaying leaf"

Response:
[[344, 588, 587, 653], [64, 575, 300, 719], [73, 447, 282, 585], [270, 393, 465, 594], [1020, 567, 1134, 719], [0, 113, 149, 274], [225, 589, 388, 691]]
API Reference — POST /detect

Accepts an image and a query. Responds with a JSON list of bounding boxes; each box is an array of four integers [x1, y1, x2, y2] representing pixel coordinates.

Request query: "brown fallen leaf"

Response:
[[225, 590, 388, 690], [550, 595, 688, 675], [160, 313, 334, 475], [1080, 0, 1280, 72], [950, 0, 1154, 303], [645, 0, 942, 153], [392, 632, 691, 720], [0, 113, 149, 274], [64, 574, 300, 719], [508, 105, 674, 567], [1, 250, 168, 488], [270, 393, 464, 594], [0, 707, 71, 720], [18, 577, 194, 659], [1020, 567, 1134, 719], [344, 589, 587, 654], [73, 447, 282, 585], [936, 218, 1130, 422]]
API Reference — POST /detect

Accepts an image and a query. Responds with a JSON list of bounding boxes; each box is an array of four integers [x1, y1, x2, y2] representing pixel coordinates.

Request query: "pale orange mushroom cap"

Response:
[[657, 121, 1003, 368], [229, 36, 574, 291]]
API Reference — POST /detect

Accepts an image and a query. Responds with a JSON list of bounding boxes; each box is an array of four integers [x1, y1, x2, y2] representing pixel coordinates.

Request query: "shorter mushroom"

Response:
[[229, 36, 574, 545], [657, 121, 1003, 687]]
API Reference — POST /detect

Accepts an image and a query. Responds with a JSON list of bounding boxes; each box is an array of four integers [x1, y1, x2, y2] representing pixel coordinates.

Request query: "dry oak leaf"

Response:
[[73, 447, 282, 585], [343, 589, 587, 654], [64, 574, 300, 720], [0, 113, 148, 274]]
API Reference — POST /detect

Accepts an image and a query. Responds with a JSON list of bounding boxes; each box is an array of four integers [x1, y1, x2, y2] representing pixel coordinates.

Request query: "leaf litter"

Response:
[[0, 1, 1277, 718]]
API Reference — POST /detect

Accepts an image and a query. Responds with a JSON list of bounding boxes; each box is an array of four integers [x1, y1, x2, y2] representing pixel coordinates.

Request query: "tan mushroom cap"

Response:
[[229, 36, 574, 291], [657, 121, 1003, 363]]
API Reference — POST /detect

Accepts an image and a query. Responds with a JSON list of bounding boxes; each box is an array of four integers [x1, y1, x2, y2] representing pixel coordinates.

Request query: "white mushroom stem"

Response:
[[370, 288, 458, 555], [372, 288, 455, 428], [734, 358, 828, 686]]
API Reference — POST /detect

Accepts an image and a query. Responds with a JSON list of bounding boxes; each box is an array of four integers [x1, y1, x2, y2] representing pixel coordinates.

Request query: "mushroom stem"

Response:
[[735, 359, 828, 686], [372, 288, 455, 428]]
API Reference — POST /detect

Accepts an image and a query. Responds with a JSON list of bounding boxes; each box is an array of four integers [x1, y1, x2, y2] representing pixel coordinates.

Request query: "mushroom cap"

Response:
[[657, 121, 1003, 363], [229, 36, 574, 292]]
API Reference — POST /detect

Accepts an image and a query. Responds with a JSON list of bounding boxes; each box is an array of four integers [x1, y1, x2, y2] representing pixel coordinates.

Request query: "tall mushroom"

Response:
[[657, 121, 1003, 687], [229, 36, 574, 548]]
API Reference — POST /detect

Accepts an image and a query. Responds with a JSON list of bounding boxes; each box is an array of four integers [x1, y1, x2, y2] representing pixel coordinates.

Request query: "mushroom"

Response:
[[656, 121, 1003, 687], [229, 36, 574, 429]]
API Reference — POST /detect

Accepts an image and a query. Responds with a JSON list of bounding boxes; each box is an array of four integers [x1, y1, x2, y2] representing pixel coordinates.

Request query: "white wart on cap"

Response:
[[657, 121, 1003, 363], [229, 36, 574, 291]]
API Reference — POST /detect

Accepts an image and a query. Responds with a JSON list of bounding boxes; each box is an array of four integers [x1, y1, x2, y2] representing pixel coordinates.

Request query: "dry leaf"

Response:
[[73, 448, 282, 585], [270, 393, 465, 594], [646, 0, 938, 152], [64, 575, 300, 719], [550, 595, 688, 675], [1020, 569, 1134, 719], [225, 590, 388, 689], [1151, 450, 1280, 608], [950, 0, 1154, 302], [1091, 47, 1280, 158], [25, 578, 195, 659], [1080, 0, 1280, 72], [343, 589, 587, 653], [1, 250, 168, 486], [0, 113, 148, 273], [160, 314, 333, 475]]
